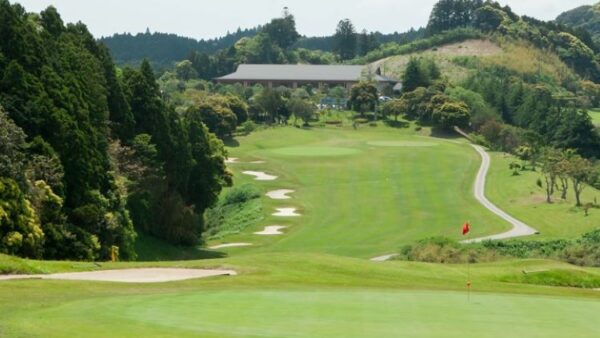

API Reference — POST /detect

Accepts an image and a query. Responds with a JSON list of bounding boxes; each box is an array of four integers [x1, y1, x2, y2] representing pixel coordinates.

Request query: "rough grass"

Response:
[[486, 152, 600, 239]]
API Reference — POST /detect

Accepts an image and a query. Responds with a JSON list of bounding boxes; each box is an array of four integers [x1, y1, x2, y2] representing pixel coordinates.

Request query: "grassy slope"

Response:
[[486, 152, 600, 239]]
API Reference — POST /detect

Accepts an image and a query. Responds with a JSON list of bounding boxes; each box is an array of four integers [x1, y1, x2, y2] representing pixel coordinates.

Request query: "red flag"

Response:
[[462, 222, 470, 235]]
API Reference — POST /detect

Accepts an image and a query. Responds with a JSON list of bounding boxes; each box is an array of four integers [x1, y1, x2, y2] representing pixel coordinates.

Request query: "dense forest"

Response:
[[0, 0, 231, 261], [100, 19, 426, 72], [99, 27, 260, 71], [556, 2, 600, 46]]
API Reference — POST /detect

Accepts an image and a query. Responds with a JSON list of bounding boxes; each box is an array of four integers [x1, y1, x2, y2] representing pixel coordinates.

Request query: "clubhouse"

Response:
[[215, 64, 397, 90]]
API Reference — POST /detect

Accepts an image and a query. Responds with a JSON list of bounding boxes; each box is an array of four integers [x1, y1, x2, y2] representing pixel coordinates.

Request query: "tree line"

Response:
[[0, 1, 230, 260]]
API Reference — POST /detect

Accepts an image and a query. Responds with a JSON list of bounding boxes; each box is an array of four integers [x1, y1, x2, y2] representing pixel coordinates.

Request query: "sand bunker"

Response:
[[370, 254, 399, 262], [367, 141, 438, 147], [254, 225, 287, 235], [249, 160, 266, 164], [272, 208, 301, 217], [225, 157, 239, 164], [209, 243, 253, 249], [0, 268, 236, 283], [242, 171, 278, 181], [266, 189, 295, 200]]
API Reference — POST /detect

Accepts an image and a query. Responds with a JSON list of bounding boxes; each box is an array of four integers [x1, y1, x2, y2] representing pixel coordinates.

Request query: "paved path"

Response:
[[370, 143, 538, 260], [0, 268, 236, 283], [463, 145, 538, 243]]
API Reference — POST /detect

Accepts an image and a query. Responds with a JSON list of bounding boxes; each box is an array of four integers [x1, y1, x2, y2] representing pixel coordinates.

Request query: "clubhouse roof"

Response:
[[215, 64, 397, 89]]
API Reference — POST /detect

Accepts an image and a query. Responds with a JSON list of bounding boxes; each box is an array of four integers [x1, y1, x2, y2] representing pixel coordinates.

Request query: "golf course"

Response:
[[2, 122, 600, 337], [4, 1, 600, 336]]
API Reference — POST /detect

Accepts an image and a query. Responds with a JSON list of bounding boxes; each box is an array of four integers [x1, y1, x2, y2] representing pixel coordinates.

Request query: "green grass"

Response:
[[1, 253, 600, 337], [589, 109, 600, 126], [486, 153, 600, 239], [215, 125, 509, 257], [3, 123, 600, 337]]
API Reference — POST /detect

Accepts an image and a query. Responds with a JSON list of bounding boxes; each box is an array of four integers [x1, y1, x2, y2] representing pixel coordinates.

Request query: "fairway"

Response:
[[218, 126, 510, 257]]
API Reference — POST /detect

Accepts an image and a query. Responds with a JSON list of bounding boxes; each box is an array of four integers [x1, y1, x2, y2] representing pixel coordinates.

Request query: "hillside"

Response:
[[556, 3, 600, 45], [373, 38, 576, 91], [99, 28, 260, 70]]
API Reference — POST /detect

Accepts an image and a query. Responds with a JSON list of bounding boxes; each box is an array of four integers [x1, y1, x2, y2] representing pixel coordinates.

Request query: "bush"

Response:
[[354, 118, 369, 124], [325, 120, 342, 125], [222, 184, 261, 206], [240, 120, 258, 134]]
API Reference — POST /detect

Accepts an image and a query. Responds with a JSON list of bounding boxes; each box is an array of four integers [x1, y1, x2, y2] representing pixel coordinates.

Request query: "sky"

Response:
[[15, 0, 596, 40]]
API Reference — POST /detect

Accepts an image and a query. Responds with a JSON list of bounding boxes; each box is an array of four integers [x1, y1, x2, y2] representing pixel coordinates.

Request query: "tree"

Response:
[[262, 14, 300, 49], [472, 5, 509, 32], [255, 88, 286, 123], [0, 108, 28, 188], [175, 60, 197, 81], [539, 148, 562, 203], [349, 81, 378, 114], [0, 178, 44, 258], [333, 19, 357, 60], [357, 29, 379, 56], [402, 57, 436, 93], [432, 100, 470, 130], [566, 155, 595, 207], [381, 99, 406, 121], [287, 98, 316, 126], [427, 0, 483, 35], [188, 101, 237, 139]]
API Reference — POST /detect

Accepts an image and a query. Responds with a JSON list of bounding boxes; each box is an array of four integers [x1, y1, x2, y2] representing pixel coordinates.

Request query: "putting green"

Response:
[[367, 140, 438, 147], [269, 146, 360, 157], [15, 289, 600, 338]]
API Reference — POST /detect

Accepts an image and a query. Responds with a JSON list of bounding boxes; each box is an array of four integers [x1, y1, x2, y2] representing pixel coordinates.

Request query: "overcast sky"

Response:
[[15, 0, 595, 40]]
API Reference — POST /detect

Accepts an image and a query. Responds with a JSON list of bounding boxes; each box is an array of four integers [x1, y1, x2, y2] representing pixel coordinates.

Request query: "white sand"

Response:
[[272, 208, 301, 217], [254, 225, 287, 235], [0, 268, 236, 283], [242, 171, 278, 181], [370, 254, 399, 262], [209, 243, 253, 249], [249, 160, 266, 164], [225, 157, 239, 164], [266, 189, 295, 200]]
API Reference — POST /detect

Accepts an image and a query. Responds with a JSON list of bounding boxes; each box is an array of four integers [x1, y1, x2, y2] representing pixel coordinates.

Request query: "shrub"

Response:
[[240, 120, 258, 134], [222, 184, 261, 206]]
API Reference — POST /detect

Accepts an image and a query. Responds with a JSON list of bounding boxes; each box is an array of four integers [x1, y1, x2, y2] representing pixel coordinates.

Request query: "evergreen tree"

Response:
[[333, 19, 357, 60]]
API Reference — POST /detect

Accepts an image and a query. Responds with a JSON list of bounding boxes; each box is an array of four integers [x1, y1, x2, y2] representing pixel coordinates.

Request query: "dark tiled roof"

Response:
[[216, 64, 396, 83]]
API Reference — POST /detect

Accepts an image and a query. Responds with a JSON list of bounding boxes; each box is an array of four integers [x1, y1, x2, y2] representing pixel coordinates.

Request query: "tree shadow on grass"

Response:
[[135, 233, 227, 261], [223, 137, 240, 148], [429, 127, 465, 141], [383, 119, 410, 129]]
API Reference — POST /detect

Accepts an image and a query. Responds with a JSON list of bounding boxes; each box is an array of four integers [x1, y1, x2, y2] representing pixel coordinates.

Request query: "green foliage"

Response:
[[262, 14, 300, 49], [349, 81, 378, 113], [432, 100, 471, 130], [204, 184, 263, 239], [333, 19, 357, 60], [287, 97, 316, 126], [0, 178, 43, 258], [402, 57, 441, 92], [427, 0, 484, 35]]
